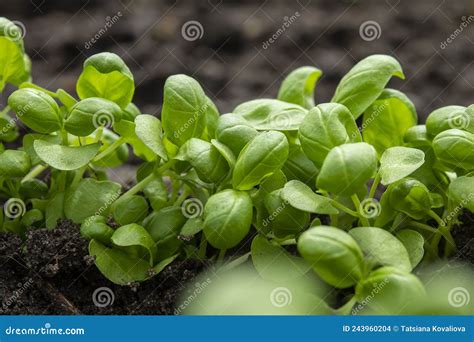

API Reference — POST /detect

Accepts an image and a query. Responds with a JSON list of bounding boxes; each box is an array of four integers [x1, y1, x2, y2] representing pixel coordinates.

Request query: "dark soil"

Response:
[[452, 211, 474, 267], [0, 220, 205, 315]]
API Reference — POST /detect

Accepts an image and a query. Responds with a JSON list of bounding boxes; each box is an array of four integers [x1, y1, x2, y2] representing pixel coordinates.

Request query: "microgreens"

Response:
[[0, 17, 472, 314]]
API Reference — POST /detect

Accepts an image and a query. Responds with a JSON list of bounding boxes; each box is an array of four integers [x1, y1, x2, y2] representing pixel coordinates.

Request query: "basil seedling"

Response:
[[0, 23, 471, 315]]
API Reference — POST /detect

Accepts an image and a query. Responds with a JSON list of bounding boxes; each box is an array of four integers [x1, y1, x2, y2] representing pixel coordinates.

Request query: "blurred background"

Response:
[[0, 0, 472, 120]]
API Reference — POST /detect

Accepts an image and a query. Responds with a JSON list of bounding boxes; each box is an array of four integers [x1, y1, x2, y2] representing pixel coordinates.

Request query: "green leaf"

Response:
[[23, 134, 61, 165], [112, 195, 149, 226], [297, 226, 365, 288], [277, 66, 322, 109], [89, 239, 151, 285], [202, 96, 220, 140], [251, 235, 311, 282], [114, 119, 157, 161], [349, 227, 412, 272], [317, 143, 377, 196], [143, 206, 186, 260], [161, 74, 207, 146], [76, 52, 134, 108], [448, 175, 474, 212], [211, 139, 236, 168], [433, 129, 474, 171], [134, 114, 168, 161], [33, 140, 100, 170], [281, 180, 338, 215], [45, 192, 65, 229], [0, 150, 30, 177], [215, 114, 258, 157], [64, 178, 121, 223], [331, 54, 405, 118], [0, 117, 19, 142], [232, 131, 289, 190], [362, 89, 417, 155], [396, 229, 424, 269], [404, 125, 431, 148], [65, 97, 122, 137], [355, 267, 425, 314], [175, 138, 230, 183], [8, 88, 63, 134], [387, 178, 431, 220], [252, 171, 287, 234], [426, 105, 471, 137], [143, 177, 168, 211], [379, 146, 425, 185], [233, 99, 307, 131], [281, 144, 319, 185], [80, 215, 114, 245], [299, 103, 361, 168], [122, 102, 141, 121], [111, 223, 157, 266], [203, 189, 253, 249], [180, 217, 203, 238], [0, 18, 30, 91], [264, 189, 310, 238]]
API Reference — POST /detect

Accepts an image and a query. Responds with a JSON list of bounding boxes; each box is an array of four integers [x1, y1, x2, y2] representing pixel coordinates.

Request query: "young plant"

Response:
[[1, 17, 473, 315]]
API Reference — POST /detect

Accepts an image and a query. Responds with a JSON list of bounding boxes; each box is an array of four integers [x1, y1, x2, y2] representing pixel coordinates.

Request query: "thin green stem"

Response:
[[428, 210, 445, 227], [368, 173, 381, 200], [61, 129, 69, 145], [350, 194, 370, 226], [174, 187, 190, 206], [21, 164, 48, 183], [329, 199, 359, 217], [217, 249, 227, 267], [120, 173, 156, 200], [93, 136, 126, 162]]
